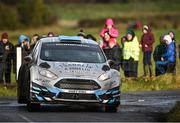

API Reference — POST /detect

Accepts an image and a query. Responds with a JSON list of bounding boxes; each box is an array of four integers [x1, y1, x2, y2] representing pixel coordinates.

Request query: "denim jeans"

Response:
[[155, 61, 168, 75]]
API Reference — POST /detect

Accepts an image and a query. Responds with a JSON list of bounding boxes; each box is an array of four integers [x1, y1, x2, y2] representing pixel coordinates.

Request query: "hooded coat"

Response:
[[123, 36, 140, 61], [140, 26, 155, 52], [100, 18, 119, 48], [162, 35, 176, 63]]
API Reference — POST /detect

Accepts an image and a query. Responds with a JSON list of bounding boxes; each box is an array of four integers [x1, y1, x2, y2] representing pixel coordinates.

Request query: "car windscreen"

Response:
[[40, 42, 106, 63]]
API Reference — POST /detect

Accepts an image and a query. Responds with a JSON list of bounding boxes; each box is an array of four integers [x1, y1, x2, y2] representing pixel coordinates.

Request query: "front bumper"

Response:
[[30, 82, 120, 106]]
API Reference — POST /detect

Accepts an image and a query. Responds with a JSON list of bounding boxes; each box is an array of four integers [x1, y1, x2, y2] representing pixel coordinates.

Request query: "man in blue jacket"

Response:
[[155, 35, 176, 75]]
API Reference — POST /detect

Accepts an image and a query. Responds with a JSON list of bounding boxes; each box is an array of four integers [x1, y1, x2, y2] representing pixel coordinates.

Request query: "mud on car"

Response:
[[17, 36, 121, 112]]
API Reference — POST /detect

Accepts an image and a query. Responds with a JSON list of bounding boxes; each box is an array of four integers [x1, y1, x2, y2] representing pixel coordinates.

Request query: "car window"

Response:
[[31, 41, 41, 61], [40, 42, 106, 63]]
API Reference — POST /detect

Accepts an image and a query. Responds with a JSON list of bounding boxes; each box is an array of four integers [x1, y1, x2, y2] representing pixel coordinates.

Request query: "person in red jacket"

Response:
[[140, 25, 155, 77]]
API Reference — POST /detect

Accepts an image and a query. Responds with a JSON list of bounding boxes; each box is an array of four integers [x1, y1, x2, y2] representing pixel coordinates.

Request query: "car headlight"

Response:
[[39, 69, 58, 80], [98, 72, 112, 81]]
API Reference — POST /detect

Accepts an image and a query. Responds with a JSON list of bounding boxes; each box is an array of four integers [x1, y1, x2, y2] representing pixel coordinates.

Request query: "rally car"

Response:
[[17, 36, 121, 112]]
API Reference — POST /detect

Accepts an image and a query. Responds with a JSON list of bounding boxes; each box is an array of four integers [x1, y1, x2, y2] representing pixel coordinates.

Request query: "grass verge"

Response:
[[167, 101, 180, 122], [0, 84, 17, 97], [122, 74, 180, 92]]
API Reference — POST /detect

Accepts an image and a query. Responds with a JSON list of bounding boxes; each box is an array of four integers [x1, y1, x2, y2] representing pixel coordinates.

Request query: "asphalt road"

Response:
[[0, 90, 180, 122]]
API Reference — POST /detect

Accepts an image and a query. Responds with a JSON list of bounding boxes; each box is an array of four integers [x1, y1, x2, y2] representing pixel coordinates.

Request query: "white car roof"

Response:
[[40, 35, 98, 45]]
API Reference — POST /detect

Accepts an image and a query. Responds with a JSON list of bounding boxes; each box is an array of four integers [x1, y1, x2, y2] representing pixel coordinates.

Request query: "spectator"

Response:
[[31, 34, 40, 50], [100, 32, 122, 71], [15, 35, 31, 64], [100, 31, 111, 59], [168, 30, 176, 42], [77, 29, 86, 38], [122, 30, 140, 78], [86, 34, 97, 41], [153, 35, 167, 76], [155, 35, 176, 75], [47, 32, 55, 37], [121, 36, 127, 47], [168, 30, 177, 59], [140, 25, 155, 77], [0, 32, 15, 84], [108, 39, 122, 71], [179, 44, 180, 59], [168, 30, 178, 68], [99, 18, 119, 48]]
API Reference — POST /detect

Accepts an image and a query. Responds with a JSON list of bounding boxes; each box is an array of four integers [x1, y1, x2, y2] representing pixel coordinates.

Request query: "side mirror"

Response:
[[24, 56, 32, 63], [102, 65, 110, 71], [39, 62, 50, 69]]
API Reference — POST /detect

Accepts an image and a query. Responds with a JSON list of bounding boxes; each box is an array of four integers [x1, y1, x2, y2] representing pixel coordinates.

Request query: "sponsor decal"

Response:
[[59, 63, 98, 75]]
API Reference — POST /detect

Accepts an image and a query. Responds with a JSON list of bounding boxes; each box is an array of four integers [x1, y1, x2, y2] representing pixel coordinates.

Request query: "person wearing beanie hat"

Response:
[[18, 34, 30, 45], [143, 25, 149, 31], [16, 34, 30, 52], [155, 34, 176, 75], [163, 35, 172, 45], [127, 29, 135, 40], [140, 25, 155, 77], [122, 30, 140, 78], [1, 32, 8, 40], [47, 32, 55, 37], [0, 32, 15, 84], [14, 34, 31, 71]]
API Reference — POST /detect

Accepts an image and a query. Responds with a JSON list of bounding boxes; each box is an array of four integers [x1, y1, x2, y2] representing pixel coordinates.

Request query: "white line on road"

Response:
[[18, 114, 34, 123]]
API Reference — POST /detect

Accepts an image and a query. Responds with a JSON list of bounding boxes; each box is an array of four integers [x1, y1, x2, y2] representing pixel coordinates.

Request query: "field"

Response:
[[48, 1, 180, 20], [0, 1, 180, 96]]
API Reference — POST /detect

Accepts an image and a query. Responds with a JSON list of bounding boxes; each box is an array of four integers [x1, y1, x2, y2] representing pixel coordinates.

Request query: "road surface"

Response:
[[0, 90, 179, 122]]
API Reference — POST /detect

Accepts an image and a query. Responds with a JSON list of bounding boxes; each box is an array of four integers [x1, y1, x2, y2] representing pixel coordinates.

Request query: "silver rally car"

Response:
[[17, 36, 121, 112]]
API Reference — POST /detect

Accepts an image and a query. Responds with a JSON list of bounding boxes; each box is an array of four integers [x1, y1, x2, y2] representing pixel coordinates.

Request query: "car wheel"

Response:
[[17, 64, 28, 104], [105, 105, 118, 112], [25, 70, 41, 112]]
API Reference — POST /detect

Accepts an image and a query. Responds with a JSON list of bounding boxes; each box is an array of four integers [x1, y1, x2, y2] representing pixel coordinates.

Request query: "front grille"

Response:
[[54, 79, 101, 90], [57, 92, 97, 100]]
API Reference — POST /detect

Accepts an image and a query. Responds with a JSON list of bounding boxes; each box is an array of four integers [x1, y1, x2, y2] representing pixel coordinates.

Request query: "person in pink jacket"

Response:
[[99, 18, 119, 48]]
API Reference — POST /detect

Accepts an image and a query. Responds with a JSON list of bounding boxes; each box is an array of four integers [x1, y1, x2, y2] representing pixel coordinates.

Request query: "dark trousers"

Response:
[[143, 52, 152, 77], [0, 62, 11, 84], [123, 59, 138, 78], [143, 52, 152, 65]]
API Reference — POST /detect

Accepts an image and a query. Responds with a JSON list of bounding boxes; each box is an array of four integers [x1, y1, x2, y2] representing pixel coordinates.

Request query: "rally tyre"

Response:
[[17, 65, 28, 104], [27, 102, 41, 112], [105, 105, 118, 112]]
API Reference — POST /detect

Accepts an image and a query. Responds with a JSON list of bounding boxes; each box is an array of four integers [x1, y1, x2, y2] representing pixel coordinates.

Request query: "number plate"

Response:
[[68, 90, 87, 94]]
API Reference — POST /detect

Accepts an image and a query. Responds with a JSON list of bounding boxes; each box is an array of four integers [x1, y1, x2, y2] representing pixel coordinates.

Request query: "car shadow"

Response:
[[18, 104, 105, 113]]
